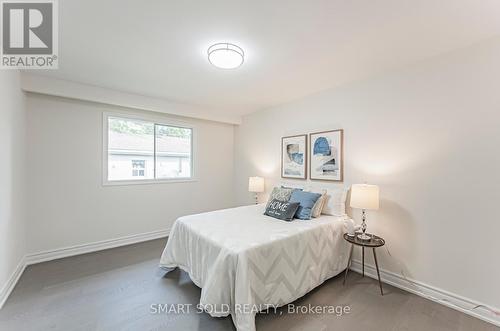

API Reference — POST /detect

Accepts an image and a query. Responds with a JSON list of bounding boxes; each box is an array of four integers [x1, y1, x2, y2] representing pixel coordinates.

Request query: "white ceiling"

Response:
[[35, 0, 500, 118]]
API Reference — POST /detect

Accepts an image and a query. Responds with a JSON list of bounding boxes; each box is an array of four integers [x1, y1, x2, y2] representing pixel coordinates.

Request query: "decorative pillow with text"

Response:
[[264, 199, 300, 221]]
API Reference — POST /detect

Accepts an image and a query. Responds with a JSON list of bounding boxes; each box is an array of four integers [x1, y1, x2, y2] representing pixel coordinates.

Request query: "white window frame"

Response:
[[102, 112, 197, 186]]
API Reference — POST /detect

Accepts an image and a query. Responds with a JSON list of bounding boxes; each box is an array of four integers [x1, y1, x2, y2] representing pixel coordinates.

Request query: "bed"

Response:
[[159, 203, 353, 331]]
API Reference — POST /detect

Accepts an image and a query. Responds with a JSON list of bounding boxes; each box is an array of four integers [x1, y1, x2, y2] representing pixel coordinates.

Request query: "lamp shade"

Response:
[[350, 184, 379, 210], [248, 177, 265, 193]]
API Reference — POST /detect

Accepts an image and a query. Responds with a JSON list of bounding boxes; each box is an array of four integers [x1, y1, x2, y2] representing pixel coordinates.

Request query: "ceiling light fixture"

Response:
[[207, 43, 244, 69]]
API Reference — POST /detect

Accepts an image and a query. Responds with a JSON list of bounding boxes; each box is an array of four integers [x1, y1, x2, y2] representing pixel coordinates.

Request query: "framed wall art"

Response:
[[309, 129, 343, 181], [281, 135, 307, 179]]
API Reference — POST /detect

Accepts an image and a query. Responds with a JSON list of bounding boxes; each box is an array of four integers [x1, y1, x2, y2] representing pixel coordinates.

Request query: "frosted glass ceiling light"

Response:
[[208, 43, 244, 69]]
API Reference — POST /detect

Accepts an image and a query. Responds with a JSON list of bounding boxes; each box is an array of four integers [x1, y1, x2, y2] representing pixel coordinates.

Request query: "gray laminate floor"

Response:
[[0, 238, 497, 331]]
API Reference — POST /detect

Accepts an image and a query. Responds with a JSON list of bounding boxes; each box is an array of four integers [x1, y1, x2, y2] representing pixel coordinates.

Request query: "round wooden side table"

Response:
[[343, 233, 385, 295]]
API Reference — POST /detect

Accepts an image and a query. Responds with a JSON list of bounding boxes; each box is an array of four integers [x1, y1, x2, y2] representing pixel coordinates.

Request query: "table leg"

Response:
[[362, 246, 365, 277], [343, 244, 354, 286], [372, 248, 384, 295]]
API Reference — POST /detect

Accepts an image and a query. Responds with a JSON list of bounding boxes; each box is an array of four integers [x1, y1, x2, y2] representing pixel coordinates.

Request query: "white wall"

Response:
[[26, 94, 235, 253], [0, 71, 27, 302], [234, 37, 500, 310]]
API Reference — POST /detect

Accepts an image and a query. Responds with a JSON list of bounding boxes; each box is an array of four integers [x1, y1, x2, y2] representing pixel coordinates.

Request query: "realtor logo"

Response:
[[1, 0, 58, 69]]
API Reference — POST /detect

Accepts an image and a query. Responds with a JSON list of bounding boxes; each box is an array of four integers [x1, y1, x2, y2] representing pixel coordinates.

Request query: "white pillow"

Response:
[[321, 188, 348, 216], [311, 191, 327, 218]]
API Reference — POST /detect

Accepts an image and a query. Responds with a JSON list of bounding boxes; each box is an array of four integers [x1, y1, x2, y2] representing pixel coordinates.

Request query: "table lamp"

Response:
[[350, 184, 379, 240], [248, 177, 265, 204]]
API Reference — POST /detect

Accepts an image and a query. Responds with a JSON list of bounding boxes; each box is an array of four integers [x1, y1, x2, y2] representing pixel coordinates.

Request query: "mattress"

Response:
[[159, 204, 352, 331]]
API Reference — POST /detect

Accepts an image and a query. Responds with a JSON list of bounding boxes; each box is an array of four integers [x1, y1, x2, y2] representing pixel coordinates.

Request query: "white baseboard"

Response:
[[24, 228, 169, 265], [0, 228, 169, 309], [350, 259, 500, 327], [0, 256, 27, 310]]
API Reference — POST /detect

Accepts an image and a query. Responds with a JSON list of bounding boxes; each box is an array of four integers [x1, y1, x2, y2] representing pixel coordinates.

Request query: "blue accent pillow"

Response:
[[289, 190, 322, 220]]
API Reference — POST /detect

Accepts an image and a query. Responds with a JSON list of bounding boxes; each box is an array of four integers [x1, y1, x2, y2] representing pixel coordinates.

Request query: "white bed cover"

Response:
[[159, 204, 352, 331]]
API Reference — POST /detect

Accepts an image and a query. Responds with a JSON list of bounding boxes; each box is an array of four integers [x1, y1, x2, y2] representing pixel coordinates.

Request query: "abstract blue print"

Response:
[[282, 136, 307, 178], [310, 130, 343, 181], [287, 144, 304, 165], [313, 137, 331, 156]]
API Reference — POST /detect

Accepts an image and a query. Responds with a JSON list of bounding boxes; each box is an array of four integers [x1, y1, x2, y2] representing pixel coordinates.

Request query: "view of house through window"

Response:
[[107, 116, 192, 182], [131, 160, 146, 177]]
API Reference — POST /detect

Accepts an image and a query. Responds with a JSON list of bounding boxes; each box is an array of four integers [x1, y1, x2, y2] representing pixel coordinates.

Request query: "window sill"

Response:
[[102, 178, 198, 186]]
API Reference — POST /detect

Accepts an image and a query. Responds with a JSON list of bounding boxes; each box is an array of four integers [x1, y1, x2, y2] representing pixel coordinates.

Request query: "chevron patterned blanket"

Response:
[[160, 204, 352, 331]]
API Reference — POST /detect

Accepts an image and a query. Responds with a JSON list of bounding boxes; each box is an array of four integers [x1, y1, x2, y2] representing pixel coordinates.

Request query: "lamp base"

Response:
[[357, 233, 371, 241]]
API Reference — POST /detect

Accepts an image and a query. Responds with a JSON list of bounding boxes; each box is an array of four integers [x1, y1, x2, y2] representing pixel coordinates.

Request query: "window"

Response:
[[105, 114, 193, 183]]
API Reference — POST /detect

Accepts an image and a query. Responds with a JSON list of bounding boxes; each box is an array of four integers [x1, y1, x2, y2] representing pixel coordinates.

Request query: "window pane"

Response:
[[155, 125, 192, 179], [108, 117, 154, 180]]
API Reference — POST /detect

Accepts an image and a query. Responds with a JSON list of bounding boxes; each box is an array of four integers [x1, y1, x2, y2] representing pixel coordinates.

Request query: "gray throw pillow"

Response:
[[266, 186, 294, 208], [268, 187, 294, 202], [264, 199, 300, 221]]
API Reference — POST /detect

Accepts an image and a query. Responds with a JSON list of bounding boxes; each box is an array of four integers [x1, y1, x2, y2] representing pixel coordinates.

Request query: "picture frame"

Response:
[[309, 129, 343, 181], [281, 134, 307, 179]]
